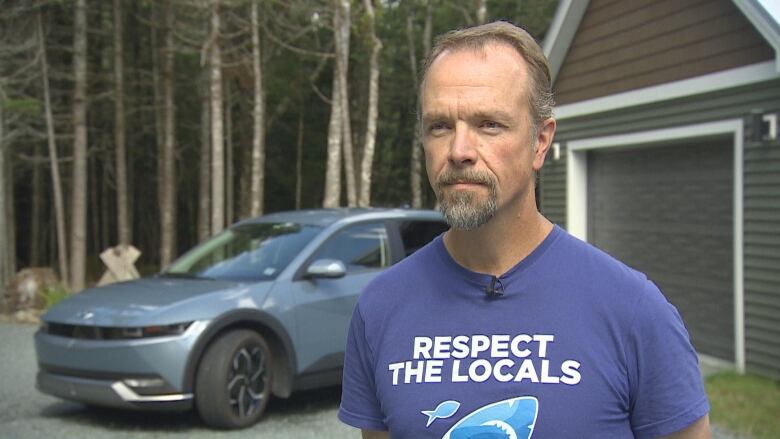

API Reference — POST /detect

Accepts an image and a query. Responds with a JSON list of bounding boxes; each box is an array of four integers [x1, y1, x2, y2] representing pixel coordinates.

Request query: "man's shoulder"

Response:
[[549, 227, 664, 310], [556, 228, 651, 285]]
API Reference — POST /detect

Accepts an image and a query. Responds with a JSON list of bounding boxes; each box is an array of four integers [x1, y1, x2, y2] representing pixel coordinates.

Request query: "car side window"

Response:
[[398, 220, 449, 257], [312, 222, 390, 272]]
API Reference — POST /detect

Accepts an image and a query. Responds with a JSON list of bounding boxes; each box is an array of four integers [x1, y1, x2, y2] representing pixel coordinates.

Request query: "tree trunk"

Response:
[[421, 0, 432, 207], [323, 2, 343, 208], [71, 0, 89, 291], [238, 141, 250, 219], [423, 0, 432, 57], [198, 75, 211, 243], [114, 0, 130, 246], [476, 0, 487, 24], [101, 152, 110, 250], [89, 153, 99, 255], [30, 145, 42, 266], [358, 0, 382, 208], [38, 12, 69, 287], [210, 0, 225, 234], [151, 1, 164, 244], [45, 208, 53, 268], [295, 111, 303, 210], [341, 94, 356, 207], [225, 82, 234, 226], [323, 75, 342, 208], [159, 0, 177, 267], [337, 0, 356, 207], [0, 97, 6, 287], [406, 13, 418, 89], [249, 0, 266, 217], [406, 7, 423, 208], [3, 141, 15, 281], [128, 0, 143, 246]]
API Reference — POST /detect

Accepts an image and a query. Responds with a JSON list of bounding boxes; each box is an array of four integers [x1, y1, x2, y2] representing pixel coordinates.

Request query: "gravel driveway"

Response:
[[0, 321, 748, 438], [0, 322, 356, 439]]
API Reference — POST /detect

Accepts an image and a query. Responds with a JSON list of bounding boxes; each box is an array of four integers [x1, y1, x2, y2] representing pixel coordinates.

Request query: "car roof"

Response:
[[234, 208, 444, 228]]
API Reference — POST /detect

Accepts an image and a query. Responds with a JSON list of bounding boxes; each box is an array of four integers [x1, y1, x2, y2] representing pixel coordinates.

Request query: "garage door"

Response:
[[588, 137, 734, 361]]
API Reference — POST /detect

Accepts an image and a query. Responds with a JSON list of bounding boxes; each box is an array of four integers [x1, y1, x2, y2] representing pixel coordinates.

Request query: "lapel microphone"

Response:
[[485, 275, 504, 298]]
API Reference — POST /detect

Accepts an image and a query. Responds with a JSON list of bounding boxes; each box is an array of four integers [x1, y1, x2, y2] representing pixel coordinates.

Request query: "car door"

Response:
[[291, 221, 391, 375]]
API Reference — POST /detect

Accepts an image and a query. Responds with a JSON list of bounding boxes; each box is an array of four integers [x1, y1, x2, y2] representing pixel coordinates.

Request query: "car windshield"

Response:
[[164, 222, 321, 282]]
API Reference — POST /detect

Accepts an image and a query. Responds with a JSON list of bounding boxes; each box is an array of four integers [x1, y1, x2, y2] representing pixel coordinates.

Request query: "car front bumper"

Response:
[[34, 320, 209, 410], [36, 371, 193, 410]]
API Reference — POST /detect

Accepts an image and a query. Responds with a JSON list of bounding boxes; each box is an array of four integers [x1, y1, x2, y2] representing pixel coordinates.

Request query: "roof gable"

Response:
[[545, 0, 780, 104], [734, 0, 780, 64], [545, 0, 780, 91]]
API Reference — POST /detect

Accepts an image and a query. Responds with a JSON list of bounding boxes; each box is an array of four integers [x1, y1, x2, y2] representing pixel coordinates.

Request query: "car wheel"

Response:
[[195, 329, 272, 429]]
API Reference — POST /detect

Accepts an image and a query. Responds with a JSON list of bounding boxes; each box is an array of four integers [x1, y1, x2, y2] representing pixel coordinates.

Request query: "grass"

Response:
[[705, 371, 780, 439]]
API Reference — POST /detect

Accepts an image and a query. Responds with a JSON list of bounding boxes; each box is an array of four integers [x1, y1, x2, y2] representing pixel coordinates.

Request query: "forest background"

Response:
[[0, 0, 557, 293]]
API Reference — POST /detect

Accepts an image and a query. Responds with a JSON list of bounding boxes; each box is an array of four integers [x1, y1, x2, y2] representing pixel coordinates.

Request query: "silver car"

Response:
[[35, 208, 447, 429]]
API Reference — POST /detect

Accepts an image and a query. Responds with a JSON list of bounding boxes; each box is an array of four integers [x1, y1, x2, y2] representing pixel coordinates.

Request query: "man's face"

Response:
[[421, 43, 549, 230]]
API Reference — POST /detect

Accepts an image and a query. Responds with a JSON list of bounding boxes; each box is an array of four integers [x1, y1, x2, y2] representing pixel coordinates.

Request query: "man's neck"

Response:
[[442, 208, 553, 277]]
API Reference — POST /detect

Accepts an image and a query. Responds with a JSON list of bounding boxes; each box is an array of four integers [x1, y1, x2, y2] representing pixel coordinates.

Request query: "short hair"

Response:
[[420, 21, 554, 126]]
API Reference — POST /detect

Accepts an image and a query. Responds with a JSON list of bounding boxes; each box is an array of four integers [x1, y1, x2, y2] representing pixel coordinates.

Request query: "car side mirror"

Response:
[[305, 259, 347, 279]]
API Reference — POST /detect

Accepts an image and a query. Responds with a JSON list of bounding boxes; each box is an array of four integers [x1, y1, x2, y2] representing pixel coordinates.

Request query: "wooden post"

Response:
[[98, 245, 141, 286]]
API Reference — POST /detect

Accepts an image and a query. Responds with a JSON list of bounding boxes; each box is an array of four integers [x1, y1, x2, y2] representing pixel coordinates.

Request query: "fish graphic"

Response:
[[422, 400, 461, 427], [442, 396, 538, 439]]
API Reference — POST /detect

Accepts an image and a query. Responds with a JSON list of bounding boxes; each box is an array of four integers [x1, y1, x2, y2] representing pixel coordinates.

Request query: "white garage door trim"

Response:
[[565, 119, 745, 373]]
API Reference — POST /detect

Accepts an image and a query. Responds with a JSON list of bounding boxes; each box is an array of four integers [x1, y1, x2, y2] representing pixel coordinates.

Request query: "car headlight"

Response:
[[42, 321, 194, 340], [117, 322, 194, 339]]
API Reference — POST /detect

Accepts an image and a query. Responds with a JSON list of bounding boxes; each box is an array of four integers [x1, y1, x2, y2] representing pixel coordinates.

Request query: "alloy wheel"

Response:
[[227, 345, 267, 419]]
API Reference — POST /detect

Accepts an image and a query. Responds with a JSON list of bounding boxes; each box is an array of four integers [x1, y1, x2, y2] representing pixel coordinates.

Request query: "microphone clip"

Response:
[[484, 276, 504, 298]]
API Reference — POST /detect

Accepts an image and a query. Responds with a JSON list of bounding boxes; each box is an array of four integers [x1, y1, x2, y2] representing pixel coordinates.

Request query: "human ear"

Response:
[[533, 117, 556, 171]]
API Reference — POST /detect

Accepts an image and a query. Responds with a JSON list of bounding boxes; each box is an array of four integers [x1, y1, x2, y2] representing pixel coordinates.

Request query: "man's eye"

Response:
[[482, 121, 502, 130], [428, 122, 450, 134]]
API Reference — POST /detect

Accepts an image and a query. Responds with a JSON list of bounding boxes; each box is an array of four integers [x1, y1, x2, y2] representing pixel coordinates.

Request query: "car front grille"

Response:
[[45, 323, 130, 340]]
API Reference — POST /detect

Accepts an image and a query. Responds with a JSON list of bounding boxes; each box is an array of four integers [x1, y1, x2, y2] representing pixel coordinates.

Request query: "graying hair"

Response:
[[420, 21, 554, 127]]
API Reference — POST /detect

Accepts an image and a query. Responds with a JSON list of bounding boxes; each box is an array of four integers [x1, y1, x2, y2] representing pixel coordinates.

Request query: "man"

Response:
[[338, 21, 711, 439]]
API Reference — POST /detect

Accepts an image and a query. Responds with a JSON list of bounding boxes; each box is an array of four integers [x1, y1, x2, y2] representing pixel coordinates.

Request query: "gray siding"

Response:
[[540, 78, 780, 379], [540, 152, 566, 228], [743, 112, 780, 380]]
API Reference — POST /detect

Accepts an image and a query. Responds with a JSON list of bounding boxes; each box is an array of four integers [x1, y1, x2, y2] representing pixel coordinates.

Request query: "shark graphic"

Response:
[[441, 396, 539, 439]]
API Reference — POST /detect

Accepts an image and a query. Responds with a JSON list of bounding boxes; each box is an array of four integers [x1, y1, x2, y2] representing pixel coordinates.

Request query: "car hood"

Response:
[[43, 277, 272, 327]]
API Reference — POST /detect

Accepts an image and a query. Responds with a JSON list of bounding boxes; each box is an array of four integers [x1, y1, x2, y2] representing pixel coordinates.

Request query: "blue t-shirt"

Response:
[[338, 225, 709, 438]]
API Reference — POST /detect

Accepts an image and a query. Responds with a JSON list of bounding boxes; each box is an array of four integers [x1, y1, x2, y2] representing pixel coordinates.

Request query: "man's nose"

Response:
[[448, 122, 478, 167]]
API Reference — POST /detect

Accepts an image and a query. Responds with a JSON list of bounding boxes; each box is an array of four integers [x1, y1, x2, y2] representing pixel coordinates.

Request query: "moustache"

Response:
[[436, 169, 496, 189]]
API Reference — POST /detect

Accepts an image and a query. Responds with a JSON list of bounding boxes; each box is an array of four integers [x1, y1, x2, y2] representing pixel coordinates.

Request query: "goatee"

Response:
[[435, 169, 498, 230]]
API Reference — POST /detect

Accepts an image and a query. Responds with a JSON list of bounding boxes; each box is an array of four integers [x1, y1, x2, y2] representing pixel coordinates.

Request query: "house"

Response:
[[541, 0, 780, 379]]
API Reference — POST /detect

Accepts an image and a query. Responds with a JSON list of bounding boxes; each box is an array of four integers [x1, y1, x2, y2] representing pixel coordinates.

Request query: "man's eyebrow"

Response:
[[421, 112, 450, 124], [422, 110, 516, 124], [471, 110, 515, 122]]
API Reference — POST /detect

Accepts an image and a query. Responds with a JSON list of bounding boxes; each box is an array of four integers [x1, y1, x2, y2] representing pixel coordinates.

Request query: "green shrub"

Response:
[[42, 285, 71, 309]]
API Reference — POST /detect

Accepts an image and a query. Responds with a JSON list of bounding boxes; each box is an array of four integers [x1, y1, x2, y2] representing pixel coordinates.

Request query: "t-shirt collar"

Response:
[[433, 224, 563, 291]]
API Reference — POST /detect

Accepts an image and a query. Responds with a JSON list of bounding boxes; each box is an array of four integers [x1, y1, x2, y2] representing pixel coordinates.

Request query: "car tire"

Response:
[[195, 329, 272, 429]]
